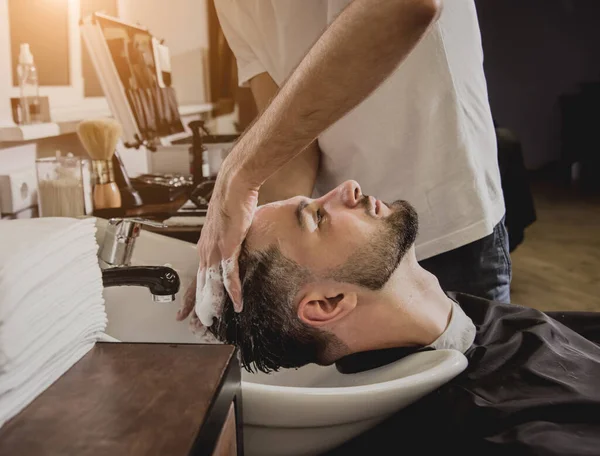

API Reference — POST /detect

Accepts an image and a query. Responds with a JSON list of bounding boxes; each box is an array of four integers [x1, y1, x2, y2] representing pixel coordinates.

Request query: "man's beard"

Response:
[[330, 199, 419, 290]]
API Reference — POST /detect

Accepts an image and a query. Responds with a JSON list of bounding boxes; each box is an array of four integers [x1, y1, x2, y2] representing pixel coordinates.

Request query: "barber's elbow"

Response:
[[403, 0, 443, 27]]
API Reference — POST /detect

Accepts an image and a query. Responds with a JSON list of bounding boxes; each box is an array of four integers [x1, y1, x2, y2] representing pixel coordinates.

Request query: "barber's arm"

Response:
[[249, 72, 320, 205], [194, 0, 443, 314]]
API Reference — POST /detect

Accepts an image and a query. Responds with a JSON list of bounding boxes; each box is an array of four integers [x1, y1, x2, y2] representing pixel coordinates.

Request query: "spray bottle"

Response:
[[16, 43, 41, 125]]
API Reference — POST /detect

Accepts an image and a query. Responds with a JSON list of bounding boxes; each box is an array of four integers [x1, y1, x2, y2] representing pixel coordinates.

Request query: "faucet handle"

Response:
[[101, 218, 166, 267], [108, 217, 166, 229], [108, 217, 166, 239]]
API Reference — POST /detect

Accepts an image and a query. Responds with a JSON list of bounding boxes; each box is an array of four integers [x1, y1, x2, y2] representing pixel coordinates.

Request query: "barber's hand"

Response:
[[177, 168, 259, 325], [177, 274, 201, 328], [177, 274, 221, 344]]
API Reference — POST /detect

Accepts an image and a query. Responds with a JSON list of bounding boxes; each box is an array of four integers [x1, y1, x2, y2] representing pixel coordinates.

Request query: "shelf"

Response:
[[178, 103, 214, 117], [0, 103, 214, 143]]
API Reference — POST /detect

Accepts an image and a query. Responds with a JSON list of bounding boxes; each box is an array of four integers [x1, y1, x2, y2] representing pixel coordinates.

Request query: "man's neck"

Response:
[[385, 250, 453, 345], [341, 248, 453, 353]]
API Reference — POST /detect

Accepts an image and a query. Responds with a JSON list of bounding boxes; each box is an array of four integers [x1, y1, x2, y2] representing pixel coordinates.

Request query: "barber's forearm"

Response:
[[248, 72, 319, 204], [228, 0, 442, 187], [259, 141, 320, 205]]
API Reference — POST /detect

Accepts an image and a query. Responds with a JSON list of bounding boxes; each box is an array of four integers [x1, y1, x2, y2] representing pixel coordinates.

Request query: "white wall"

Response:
[[118, 0, 210, 106]]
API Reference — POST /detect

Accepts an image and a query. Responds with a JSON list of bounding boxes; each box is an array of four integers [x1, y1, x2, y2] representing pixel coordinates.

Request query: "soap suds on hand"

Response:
[[194, 265, 226, 327], [222, 247, 243, 312], [189, 309, 220, 343]]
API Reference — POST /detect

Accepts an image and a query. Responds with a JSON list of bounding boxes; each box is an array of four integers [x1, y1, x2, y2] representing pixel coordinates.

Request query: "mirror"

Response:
[[93, 13, 184, 142]]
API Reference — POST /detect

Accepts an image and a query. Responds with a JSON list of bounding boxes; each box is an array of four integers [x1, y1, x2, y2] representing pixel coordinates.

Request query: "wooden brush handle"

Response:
[[93, 182, 122, 209]]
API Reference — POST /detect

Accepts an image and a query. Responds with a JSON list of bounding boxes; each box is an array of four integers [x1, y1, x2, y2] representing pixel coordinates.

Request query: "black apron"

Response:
[[327, 292, 600, 456]]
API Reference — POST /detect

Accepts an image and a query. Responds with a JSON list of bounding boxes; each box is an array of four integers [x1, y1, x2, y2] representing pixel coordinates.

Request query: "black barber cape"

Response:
[[326, 292, 600, 456]]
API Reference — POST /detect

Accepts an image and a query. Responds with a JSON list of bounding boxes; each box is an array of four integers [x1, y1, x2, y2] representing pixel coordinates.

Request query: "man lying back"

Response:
[[178, 180, 600, 455]]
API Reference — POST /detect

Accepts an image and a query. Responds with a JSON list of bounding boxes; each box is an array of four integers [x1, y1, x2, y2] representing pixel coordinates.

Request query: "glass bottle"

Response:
[[16, 43, 41, 125]]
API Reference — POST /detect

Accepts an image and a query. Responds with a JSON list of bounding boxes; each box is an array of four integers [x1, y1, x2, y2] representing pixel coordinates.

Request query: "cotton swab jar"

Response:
[[35, 155, 88, 218]]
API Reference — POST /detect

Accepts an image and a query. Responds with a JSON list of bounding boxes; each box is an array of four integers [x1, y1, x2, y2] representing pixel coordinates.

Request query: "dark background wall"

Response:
[[475, 0, 600, 170]]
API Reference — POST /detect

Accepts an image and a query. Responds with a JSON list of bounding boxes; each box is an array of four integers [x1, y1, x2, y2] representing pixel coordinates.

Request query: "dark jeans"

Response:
[[419, 219, 512, 303]]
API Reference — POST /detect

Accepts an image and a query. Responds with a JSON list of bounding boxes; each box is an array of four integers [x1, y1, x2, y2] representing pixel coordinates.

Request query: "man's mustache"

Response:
[[359, 194, 393, 217], [359, 195, 372, 210]]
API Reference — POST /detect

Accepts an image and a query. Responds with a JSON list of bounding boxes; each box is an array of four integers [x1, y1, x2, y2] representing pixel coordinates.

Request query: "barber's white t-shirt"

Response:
[[215, 0, 505, 260]]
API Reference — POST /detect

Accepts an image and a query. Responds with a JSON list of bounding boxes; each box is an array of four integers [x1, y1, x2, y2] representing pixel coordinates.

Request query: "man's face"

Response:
[[247, 180, 418, 290]]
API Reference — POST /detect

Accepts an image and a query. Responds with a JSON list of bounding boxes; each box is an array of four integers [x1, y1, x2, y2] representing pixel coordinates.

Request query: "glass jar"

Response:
[[36, 155, 91, 217]]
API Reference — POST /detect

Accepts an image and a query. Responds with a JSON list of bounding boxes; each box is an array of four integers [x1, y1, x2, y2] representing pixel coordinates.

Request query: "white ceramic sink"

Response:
[[95, 218, 199, 343], [95, 218, 468, 456], [242, 350, 466, 456]]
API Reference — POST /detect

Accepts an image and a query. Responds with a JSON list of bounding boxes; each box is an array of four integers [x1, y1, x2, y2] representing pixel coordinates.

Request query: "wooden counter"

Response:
[[0, 343, 243, 456]]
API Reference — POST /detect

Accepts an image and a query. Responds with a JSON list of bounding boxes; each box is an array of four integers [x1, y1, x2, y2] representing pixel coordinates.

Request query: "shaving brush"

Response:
[[77, 118, 123, 210]]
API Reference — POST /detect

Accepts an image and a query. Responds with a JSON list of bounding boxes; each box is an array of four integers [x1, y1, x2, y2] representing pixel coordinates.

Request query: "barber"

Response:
[[188, 0, 509, 321]]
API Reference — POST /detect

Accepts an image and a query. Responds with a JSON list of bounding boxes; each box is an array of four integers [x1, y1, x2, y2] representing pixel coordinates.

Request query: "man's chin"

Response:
[[386, 199, 419, 244], [387, 199, 417, 215]]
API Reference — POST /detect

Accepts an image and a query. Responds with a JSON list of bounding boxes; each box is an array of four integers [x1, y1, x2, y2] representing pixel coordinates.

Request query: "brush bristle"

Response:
[[77, 118, 123, 161]]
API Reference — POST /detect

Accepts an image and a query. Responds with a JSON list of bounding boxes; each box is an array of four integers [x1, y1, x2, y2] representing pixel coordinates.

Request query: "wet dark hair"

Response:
[[208, 199, 419, 373], [207, 243, 336, 373]]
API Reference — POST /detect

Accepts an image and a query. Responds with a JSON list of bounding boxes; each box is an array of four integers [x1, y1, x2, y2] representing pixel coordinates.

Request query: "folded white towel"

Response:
[[0, 331, 100, 427], [0, 219, 99, 320], [0, 217, 96, 264], [0, 302, 106, 384], [1, 254, 103, 364], [0, 217, 106, 428], [0, 312, 106, 393]]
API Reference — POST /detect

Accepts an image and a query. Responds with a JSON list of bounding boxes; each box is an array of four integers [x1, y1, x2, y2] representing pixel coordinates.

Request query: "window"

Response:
[[3, 0, 117, 117], [9, 0, 70, 87]]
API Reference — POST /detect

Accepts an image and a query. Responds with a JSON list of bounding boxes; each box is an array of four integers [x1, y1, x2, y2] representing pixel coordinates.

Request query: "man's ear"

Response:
[[297, 285, 358, 328]]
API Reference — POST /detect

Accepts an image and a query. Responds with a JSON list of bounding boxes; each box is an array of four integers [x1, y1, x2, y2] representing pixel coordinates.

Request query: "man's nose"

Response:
[[339, 180, 362, 208]]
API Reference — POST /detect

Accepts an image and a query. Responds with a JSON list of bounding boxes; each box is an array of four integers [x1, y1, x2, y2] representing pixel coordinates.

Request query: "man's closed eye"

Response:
[[316, 208, 323, 225]]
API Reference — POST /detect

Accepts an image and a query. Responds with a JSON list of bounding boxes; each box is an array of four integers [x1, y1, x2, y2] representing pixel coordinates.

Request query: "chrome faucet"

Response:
[[99, 217, 166, 267], [99, 218, 180, 302]]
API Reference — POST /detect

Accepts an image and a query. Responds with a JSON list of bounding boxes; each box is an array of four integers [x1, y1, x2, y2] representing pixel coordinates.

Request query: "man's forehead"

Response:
[[247, 197, 304, 251]]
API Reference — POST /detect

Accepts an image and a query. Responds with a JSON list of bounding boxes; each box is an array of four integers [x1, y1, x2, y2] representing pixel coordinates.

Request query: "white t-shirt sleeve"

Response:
[[214, 0, 267, 87]]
